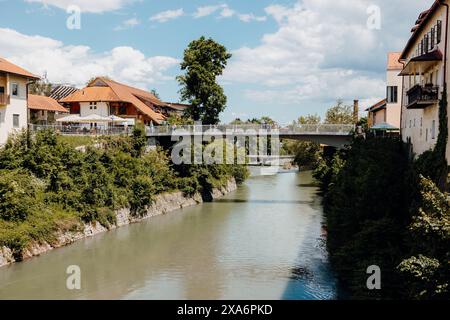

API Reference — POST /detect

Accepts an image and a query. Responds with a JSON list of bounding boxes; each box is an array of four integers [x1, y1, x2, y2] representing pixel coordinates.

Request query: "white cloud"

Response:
[[224, 0, 434, 106], [25, 0, 135, 13], [220, 6, 235, 18], [194, 4, 266, 22], [193, 5, 224, 18], [238, 13, 267, 23], [0, 28, 179, 89], [114, 17, 140, 31], [150, 8, 184, 23]]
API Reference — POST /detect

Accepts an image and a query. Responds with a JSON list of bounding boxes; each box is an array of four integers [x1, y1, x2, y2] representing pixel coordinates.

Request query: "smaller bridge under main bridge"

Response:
[[146, 124, 355, 148]]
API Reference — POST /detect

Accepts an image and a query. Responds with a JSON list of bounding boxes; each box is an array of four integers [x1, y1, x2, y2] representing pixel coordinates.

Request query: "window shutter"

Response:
[[437, 20, 442, 43], [431, 27, 435, 48]]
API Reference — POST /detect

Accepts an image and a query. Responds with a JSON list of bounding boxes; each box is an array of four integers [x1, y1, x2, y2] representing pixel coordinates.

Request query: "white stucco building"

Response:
[[399, 0, 450, 159], [0, 57, 39, 145]]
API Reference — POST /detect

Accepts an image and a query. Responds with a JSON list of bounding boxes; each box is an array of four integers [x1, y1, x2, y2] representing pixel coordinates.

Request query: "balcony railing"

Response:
[[406, 84, 439, 109], [0, 93, 10, 105], [29, 124, 133, 136]]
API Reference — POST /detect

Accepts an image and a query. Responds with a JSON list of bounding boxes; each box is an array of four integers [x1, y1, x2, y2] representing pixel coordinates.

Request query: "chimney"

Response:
[[353, 99, 359, 124]]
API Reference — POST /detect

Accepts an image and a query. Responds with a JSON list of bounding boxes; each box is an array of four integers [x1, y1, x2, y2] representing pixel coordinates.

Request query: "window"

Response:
[[11, 83, 19, 97], [410, 120, 412, 128], [426, 128, 428, 142], [414, 119, 416, 127], [432, 120, 436, 139], [387, 86, 398, 103], [13, 114, 19, 128]]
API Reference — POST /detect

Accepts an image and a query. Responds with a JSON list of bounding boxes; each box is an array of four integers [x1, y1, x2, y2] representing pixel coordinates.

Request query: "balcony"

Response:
[[406, 84, 439, 109], [0, 93, 10, 106]]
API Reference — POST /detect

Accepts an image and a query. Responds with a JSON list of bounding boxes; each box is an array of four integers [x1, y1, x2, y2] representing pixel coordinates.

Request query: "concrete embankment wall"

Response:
[[0, 179, 237, 268]]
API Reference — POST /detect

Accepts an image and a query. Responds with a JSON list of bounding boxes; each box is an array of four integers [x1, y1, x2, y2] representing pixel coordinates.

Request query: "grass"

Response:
[[57, 135, 96, 149]]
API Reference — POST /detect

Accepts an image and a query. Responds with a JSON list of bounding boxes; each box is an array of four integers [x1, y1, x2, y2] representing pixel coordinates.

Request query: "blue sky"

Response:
[[0, 0, 435, 124]]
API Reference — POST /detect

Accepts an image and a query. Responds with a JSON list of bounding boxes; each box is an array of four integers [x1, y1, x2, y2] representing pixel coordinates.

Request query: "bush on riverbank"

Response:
[[315, 136, 449, 299], [0, 129, 248, 259]]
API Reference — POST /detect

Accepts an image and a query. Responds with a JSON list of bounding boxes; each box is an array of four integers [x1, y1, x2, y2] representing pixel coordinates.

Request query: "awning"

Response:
[[370, 122, 400, 131], [399, 49, 443, 76], [56, 114, 85, 123], [57, 114, 127, 123], [108, 115, 127, 123]]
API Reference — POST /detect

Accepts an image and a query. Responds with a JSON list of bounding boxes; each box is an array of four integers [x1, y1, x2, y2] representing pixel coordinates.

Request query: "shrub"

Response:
[[130, 175, 156, 217], [0, 170, 41, 221]]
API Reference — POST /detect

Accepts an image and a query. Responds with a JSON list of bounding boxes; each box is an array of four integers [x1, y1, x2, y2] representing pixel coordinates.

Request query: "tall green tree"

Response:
[[177, 36, 232, 124], [298, 114, 321, 125], [325, 100, 354, 124]]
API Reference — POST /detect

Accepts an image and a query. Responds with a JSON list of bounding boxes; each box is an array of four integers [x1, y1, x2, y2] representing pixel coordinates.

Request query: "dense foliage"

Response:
[[177, 36, 232, 124], [314, 136, 449, 299], [0, 129, 248, 259]]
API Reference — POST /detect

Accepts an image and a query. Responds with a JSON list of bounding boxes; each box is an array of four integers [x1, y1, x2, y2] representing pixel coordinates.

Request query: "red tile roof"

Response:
[[28, 94, 69, 113], [366, 99, 387, 112], [0, 57, 39, 79]]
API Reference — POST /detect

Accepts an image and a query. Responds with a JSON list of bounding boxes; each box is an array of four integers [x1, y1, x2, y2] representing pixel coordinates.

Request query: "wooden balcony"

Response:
[[0, 93, 10, 106], [406, 84, 439, 109]]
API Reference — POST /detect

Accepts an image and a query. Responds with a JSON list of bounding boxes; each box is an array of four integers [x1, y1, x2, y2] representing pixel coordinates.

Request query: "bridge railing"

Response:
[[146, 124, 355, 136]]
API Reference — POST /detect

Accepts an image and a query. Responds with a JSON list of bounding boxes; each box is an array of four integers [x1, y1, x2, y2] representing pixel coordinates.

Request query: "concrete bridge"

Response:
[[146, 124, 355, 148]]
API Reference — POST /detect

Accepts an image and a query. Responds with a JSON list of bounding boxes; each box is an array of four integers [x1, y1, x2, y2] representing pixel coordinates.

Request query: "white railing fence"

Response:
[[29, 124, 133, 136]]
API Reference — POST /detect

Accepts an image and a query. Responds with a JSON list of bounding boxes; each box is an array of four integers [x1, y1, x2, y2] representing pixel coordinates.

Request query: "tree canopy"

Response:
[[177, 36, 232, 125], [325, 100, 354, 124]]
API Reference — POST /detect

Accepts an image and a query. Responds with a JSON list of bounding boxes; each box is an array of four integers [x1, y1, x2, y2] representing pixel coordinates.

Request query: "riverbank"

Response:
[[0, 179, 237, 268], [0, 171, 337, 300]]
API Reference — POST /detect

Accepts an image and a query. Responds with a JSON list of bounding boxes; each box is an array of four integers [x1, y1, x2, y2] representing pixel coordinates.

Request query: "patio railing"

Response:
[[28, 124, 133, 136]]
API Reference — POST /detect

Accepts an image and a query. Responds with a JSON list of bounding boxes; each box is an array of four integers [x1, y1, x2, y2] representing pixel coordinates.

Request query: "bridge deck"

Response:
[[146, 124, 355, 137]]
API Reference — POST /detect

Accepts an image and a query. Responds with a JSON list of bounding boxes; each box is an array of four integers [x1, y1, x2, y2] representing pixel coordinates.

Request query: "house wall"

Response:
[[373, 109, 386, 125], [386, 69, 402, 128], [0, 75, 29, 145], [80, 101, 110, 117], [400, 4, 447, 159], [29, 110, 58, 124]]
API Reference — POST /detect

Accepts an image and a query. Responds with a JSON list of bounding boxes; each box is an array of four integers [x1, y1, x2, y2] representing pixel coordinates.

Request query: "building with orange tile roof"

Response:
[[0, 57, 39, 145], [60, 77, 169, 125], [28, 94, 69, 124]]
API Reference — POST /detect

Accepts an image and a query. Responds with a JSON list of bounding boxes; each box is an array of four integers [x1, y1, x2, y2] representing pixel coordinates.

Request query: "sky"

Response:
[[0, 0, 435, 124]]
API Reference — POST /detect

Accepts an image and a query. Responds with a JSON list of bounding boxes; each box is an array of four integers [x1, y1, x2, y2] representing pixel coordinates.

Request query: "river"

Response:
[[0, 170, 338, 300]]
